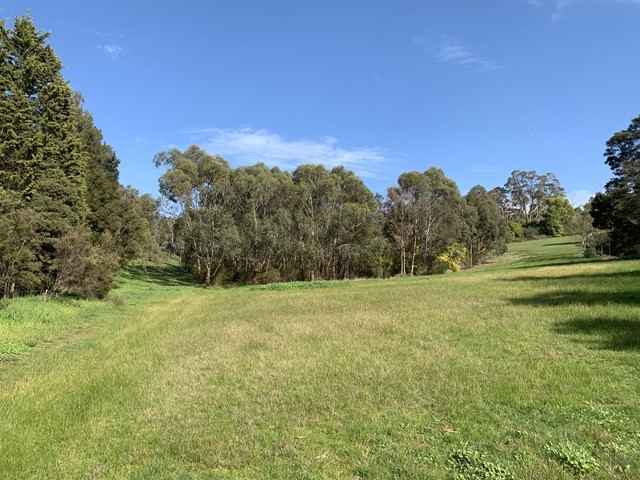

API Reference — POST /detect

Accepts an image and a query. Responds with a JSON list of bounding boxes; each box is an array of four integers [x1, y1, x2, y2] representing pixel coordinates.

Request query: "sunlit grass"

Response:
[[1, 239, 639, 479]]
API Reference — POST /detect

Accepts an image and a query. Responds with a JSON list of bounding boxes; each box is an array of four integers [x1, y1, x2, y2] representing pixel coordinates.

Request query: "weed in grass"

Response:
[[544, 442, 600, 476], [449, 448, 514, 480], [247, 280, 350, 291], [0, 341, 30, 361]]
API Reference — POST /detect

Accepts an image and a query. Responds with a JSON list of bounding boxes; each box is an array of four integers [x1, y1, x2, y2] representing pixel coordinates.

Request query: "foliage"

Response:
[[449, 448, 513, 480], [506, 221, 523, 242], [48, 227, 120, 298], [591, 115, 640, 257], [385, 167, 468, 275], [464, 185, 508, 263], [500, 170, 565, 222], [0, 15, 159, 299], [0, 192, 40, 297], [539, 196, 574, 237], [433, 244, 467, 273], [544, 442, 600, 475]]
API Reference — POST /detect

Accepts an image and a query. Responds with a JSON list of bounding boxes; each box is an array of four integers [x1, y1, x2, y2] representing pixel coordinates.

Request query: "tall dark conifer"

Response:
[[1, 15, 89, 289]]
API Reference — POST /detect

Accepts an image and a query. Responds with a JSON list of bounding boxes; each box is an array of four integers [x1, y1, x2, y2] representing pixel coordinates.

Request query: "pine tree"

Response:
[[0, 15, 89, 290]]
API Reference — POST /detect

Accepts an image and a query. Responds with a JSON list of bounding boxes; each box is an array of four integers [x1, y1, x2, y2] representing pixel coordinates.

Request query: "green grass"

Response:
[[1, 239, 639, 479]]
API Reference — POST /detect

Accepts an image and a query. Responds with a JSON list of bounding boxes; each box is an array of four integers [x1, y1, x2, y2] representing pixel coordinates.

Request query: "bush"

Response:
[[433, 244, 467, 274], [507, 221, 523, 242], [49, 227, 120, 299], [256, 268, 282, 285], [522, 224, 541, 240]]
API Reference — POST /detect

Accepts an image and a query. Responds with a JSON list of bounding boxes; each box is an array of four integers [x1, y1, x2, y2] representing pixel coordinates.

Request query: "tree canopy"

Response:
[[591, 115, 640, 256], [0, 15, 159, 298]]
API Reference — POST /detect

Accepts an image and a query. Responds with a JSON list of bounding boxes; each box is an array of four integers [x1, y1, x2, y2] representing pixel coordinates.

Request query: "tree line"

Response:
[[155, 145, 583, 285], [2, 14, 637, 296], [0, 16, 158, 298]]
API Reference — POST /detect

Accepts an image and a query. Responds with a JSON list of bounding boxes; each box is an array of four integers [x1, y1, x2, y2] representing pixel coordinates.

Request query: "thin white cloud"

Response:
[[98, 44, 126, 59], [87, 29, 126, 38], [188, 128, 391, 178], [528, 0, 543, 6], [546, 0, 640, 21], [415, 35, 502, 72], [551, 0, 575, 21]]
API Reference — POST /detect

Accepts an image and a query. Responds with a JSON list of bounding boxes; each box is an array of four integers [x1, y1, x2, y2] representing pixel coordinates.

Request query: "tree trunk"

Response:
[[410, 234, 418, 276], [331, 237, 337, 280]]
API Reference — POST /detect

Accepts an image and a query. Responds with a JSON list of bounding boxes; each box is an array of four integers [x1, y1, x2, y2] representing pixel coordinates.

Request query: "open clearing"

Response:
[[1, 237, 639, 479]]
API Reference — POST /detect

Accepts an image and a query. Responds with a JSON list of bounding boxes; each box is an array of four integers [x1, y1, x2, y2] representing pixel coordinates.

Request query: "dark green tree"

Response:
[[591, 115, 640, 256], [1, 15, 90, 291], [0, 190, 39, 297], [464, 185, 507, 265], [539, 196, 574, 237]]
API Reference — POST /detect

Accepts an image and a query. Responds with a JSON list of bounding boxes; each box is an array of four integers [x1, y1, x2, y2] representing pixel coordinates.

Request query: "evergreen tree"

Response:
[[591, 115, 640, 256], [0, 15, 89, 289]]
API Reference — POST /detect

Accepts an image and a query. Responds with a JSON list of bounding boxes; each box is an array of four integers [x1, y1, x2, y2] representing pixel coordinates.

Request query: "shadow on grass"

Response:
[[510, 290, 640, 307], [506, 266, 640, 283], [121, 262, 196, 287], [554, 317, 640, 351]]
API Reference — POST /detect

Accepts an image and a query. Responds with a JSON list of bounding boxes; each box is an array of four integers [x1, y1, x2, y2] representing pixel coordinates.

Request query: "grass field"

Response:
[[1, 237, 639, 479]]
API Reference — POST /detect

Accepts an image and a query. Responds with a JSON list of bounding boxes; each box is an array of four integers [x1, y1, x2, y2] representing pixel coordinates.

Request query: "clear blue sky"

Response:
[[2, 1, 639, 205]]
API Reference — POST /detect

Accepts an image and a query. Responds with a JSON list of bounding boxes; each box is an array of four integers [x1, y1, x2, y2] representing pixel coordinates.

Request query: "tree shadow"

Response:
[[505, 268, 640, 283], [120, 262, 196, 287], [510, 290, 640, 307], [553, 317, 640, 351]]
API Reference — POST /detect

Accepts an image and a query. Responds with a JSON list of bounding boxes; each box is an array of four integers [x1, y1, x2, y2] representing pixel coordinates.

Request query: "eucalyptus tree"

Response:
[[503, 170, 564, 222], [154, 145, 240, 284], [384, 187, 414, 275], [464, 185, 507, 265], [396, 167, 467, 274], [325, 166, 379, 279], [291, 164, 337, 280], [230, 164, 294, 282]]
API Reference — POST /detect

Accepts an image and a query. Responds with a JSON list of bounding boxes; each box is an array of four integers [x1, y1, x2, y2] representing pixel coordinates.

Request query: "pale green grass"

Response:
[[1, 240, 639, 479]]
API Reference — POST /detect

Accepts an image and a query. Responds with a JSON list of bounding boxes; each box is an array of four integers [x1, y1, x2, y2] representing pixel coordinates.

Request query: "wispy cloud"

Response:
[[551, 0, 575, 21], [98, 44, 126, 59], [529, 0, 640, 21], [87, 29, 126, 38], [415, 35, 502, 72], [188, 128, 392, 178]]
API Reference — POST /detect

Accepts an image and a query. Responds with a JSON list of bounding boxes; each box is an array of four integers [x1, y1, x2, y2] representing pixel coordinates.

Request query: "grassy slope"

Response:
[[0, 238, 639, 479]]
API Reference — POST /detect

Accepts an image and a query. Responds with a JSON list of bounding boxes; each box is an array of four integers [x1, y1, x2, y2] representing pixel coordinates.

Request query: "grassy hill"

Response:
[[1, 237, 639, 479]]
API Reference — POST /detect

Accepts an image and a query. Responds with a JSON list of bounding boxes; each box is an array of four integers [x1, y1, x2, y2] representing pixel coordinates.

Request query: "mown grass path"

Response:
[[1, 238, 639, 479]]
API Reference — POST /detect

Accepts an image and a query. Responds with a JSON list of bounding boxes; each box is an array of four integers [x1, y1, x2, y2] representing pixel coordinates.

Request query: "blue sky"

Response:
[[2, 1, 639, 205]]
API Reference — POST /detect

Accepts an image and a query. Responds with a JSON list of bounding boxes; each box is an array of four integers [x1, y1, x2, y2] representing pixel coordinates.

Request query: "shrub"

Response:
[[433, 244, 467, 274], [507, 221, 523, 242], [256, 268, 282, 285]]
